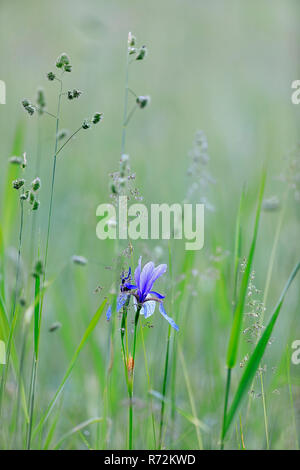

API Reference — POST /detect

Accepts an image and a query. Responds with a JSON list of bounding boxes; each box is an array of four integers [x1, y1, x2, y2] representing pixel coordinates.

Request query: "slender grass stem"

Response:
[[246, 190, 288, 438], [220, 367, 232, 450], [259, 372, 269, 449], [0, 197, 24, 417], [158, 325, 171, 449], [26, 79, 63, 448], [56, 127, 82, 157], [140, 323, 157, 448]]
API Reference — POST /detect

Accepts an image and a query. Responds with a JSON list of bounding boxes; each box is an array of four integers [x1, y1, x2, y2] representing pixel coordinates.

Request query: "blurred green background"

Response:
[[0, 0, 299, 449]]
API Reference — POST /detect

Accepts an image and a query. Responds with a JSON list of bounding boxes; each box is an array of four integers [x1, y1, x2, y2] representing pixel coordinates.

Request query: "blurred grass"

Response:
[[0, 0, 299, 450]]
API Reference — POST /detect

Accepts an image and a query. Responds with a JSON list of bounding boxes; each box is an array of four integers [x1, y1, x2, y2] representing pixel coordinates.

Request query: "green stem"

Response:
[[220, 367, 232, 450], [27, 79, 63, 446], [128, 305, 141, 450], [159, 325, 171, 449], [0, 197, 24, 417]]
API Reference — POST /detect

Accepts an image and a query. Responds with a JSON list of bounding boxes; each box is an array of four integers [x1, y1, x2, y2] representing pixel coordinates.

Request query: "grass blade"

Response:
[[33, 298, 107, 439], [224, 262, 300, 437], [226, 170, 266, 368]]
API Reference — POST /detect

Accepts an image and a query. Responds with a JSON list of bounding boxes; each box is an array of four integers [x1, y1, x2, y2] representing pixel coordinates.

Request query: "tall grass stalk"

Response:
[[0, 196, 24, 418], [246, 189, 288, 444], [26, 77, 63, 449]]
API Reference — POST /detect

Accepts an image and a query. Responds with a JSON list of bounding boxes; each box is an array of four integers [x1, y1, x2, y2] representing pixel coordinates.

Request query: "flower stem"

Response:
[[158, 325, 171, 449], [128, 305, 141, 450]]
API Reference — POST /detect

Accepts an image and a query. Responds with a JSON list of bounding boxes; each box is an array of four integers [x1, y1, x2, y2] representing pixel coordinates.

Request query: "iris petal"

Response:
[[117, 293, 129, 311], [133, 295, 156, 318], [159, 303, 179, 331], [139, 261, 155, 297], [134, 256, 142, 289], [107, 293, 130, 321], [144, 264, 167, 296], [149, 290, 165, 299]]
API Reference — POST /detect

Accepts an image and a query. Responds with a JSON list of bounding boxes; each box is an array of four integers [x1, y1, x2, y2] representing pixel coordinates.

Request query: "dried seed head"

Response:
[[31, 177, 41, 191], [136, 45, 147, 61], [29, 191, 35, 205], [22, 99, 35, 115], [92, 112, 104, 124], [56, 53, 70, 69], [67, 89, 82, 100], [127, 355, 134, 375], [72, 255, 88, 266], [9, 156, 23, 165], [82, 119, 91, 130], [36, 87, 46, 114], [32, 200, 40, 211], [49, 322, 62, 332], [12, 178, 25, 190], [128, 32, 136, 47], [20, 191, 29, 201], [47, 71, 56, 81], [33, 260, 44, 278], [57, 129, 69, 140], [136, 95, 150, 109], [21, 152, 27, 169]]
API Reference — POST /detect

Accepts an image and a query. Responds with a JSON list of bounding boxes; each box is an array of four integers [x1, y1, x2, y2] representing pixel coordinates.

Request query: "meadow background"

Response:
[[0, 0, 299, 450]]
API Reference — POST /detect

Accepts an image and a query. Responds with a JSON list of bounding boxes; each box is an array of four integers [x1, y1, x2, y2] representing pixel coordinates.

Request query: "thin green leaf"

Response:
[[52, 417, 103, 450], [33, 298, 107, 438], [227, 170, 266, 368]]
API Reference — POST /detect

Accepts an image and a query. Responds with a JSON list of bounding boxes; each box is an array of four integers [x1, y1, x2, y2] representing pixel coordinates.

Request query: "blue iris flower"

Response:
[[106, 257, 179, 331]]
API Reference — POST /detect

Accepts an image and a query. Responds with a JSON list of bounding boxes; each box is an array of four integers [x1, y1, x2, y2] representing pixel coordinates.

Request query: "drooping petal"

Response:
[[123, 267, 131, 280], [142, 300, 156, 318], [159, 303, 179, 331], [123, 283, 137, 291], [144, 264, 167, 295], [107, 293, 130, 321], [139, 261, 155, 298], [117, 293, 129, 312], [149, 290, 165, 299], [133, 295, 156, 318], [134, 256, 142, 289]]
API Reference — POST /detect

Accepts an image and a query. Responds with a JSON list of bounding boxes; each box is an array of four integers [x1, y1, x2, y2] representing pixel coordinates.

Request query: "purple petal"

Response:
[[139, 261, 155, 294], [117, 293, 129, 312], [123, 283, 137, 290], [149, 290, 165, 299], [159, 303, 179, 331], [144, 264, 167, 295], [134, 256, 142, 289]]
